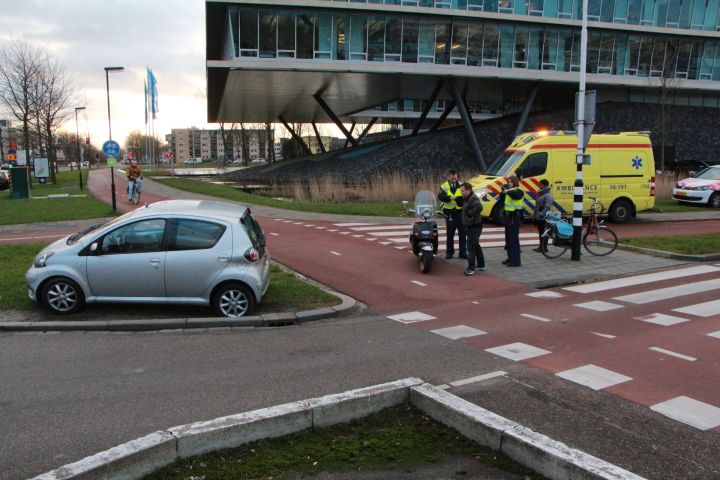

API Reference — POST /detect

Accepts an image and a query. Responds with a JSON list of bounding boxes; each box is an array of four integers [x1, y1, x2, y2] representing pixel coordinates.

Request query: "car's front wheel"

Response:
[[213, 283, 256, 318], [708, 192, 720, 209], [42, 278, 85, 315]]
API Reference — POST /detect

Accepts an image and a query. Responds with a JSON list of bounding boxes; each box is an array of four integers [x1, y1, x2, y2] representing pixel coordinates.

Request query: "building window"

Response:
[[239, 10, 259, 57]]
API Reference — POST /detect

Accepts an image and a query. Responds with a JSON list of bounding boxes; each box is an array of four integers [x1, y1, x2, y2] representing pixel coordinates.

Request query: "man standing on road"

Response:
[[438, 169, 466, 260], [533, 179, 553, 252], [461, 182, 484, 275], [498, 174, 524, 267]]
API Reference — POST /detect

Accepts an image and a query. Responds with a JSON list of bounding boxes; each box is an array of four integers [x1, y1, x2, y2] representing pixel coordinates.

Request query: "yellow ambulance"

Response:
[[469, 131, 656, 224]]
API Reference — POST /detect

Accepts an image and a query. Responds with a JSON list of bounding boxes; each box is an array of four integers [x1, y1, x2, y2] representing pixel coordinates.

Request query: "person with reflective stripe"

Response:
[[498, 174, 524, 267], [437, 169, 466, 259]]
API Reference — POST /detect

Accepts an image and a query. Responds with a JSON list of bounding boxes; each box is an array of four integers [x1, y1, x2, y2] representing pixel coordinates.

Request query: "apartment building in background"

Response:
[[169, 126, 282, 163]]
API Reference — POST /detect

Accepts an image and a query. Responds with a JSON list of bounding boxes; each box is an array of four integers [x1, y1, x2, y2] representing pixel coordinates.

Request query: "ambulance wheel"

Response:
[[491, 204, 504, 225], [608, 199, 632, 224], [708, 192, 720, 209]]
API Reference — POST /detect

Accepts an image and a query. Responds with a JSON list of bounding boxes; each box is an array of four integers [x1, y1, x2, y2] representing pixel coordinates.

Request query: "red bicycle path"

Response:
[[5, 168, 720, 433]]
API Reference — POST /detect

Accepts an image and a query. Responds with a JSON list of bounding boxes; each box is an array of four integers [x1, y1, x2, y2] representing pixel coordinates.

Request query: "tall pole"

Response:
[[105, 67, 123, 212], [75, 107, 85, 190], [572, 0, 589, 261]]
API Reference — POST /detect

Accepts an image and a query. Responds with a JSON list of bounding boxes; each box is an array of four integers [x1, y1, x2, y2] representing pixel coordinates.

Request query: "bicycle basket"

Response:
[[545, 211, 562, 224], [555, 221, 573, 240]]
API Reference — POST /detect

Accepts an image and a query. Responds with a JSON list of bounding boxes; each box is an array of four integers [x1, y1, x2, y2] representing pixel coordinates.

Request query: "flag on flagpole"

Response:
[[144, 80, 148, 125], [147, 67, 159, 119]]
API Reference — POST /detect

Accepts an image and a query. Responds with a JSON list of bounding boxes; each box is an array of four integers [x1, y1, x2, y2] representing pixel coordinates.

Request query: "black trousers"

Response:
[[465, 224, 484, 270], [445, 210, 466, 256], [505, 213, 522, 266]]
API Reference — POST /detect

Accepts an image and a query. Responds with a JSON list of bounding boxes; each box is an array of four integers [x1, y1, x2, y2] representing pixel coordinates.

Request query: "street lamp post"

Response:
[[74, 107, 86, 190], [104, 66, 124, 212]]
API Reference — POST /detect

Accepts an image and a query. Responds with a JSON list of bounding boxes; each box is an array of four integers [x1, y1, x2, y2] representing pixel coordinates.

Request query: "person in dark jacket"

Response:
[[437, 169, 466, 259], [460, 182, 484, 276], [497, 174, 524, 267], [533, 179, 553, 252]]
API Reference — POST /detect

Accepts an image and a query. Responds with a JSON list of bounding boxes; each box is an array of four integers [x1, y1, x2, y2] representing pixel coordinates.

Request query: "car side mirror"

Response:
[[689, 171, 696, 177], [89, 242, 99, 254]]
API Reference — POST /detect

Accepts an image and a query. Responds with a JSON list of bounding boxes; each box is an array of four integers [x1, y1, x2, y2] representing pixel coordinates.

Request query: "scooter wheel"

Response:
[[419, 251, 433, 274]]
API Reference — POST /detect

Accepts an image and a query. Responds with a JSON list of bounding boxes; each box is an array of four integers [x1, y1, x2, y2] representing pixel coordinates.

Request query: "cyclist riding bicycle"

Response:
[[126, 159, 143, 202]]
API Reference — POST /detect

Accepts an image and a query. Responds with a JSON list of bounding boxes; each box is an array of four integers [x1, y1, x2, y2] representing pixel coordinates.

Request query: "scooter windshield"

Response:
[[414, 190, 437, 217]]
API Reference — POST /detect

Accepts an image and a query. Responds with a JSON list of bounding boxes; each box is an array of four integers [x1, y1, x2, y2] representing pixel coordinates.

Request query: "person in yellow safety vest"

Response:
[[497, 174, 524, 267], [437, 169, 466, 259]]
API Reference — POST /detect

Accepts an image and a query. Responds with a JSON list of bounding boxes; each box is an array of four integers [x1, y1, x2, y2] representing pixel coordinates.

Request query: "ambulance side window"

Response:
[[518, 152, 548, 178]]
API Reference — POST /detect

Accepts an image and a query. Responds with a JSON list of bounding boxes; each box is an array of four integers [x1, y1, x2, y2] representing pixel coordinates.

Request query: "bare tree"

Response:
[[32, 56, 75, 183], [265, 123, 275, 163], [0, 39, 45, 188], [125, 130, 160, 163]]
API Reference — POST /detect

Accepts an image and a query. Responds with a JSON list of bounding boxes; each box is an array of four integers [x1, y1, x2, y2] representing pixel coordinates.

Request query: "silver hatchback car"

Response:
[[26, 200, 270, 317]]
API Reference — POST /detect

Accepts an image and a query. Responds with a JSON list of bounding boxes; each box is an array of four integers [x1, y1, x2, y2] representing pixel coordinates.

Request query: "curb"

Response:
[[31, 379, 646, 480], [0, 286, 361, 333], [616, 243, 720, 262]]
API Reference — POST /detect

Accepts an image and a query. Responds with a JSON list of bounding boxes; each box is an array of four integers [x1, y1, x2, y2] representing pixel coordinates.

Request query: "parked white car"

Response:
[[184, 158, 202, 165], [26, 200, 270, 317], [251, 158, 266, 165], [672, 165, 720, 208]]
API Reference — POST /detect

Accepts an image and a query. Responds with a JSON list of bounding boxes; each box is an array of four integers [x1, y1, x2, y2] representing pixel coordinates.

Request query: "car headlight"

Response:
[[33, 252, 54, 268], [699, 185, 710, 191]]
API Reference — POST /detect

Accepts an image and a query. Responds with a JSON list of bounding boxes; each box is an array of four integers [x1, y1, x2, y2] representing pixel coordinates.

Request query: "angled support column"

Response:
[[344, 121, 357, 148], [514, 83, 540, 138], [311, 122, 326, 154], [448, 78, 486, 171], [279, 116, 312, 156], [412, 79, 445, 136], [358, 117, 379, 142], [314, 93, 359, 147], [430, 100, 456, 132]]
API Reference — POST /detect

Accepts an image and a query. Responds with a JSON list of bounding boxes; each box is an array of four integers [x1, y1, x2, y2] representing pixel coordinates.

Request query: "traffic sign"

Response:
[[107, 157, 117, 167], [6, 153, 16, 161], [102, 140, 121, 158]]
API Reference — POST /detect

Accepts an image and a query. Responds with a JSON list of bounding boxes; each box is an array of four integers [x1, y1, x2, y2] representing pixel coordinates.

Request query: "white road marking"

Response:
[[366, 238, 378, 241], [334, 222, 372, 227], [315, 226, 327, 230], [525, 291, 565, 299], [339, 231, 350, 235], [436, 384, 450, 390], [448, 371, 507, 387], [673, 299, 720, 318], [650, 396, 720, 430], [520, 313, 552, 323], [379, 241, 391, 245], [649, 347, 696, 362], [613, 278, 720, 305], [574, 301, 624, 312], [387, 311, 436, 324], [430, 325, 487, 340], [352, 234, 364, 238], [591, 332, 616, 339], [330, 251, 342, 256], [274, 218, 284, 221], [635, 313, 689, 326], [293, 222, 303, 225], [485, 342, 551, 361], [411, 280, 427, 287], [472, 301, 480, 305], [303, 224, 314, 227], [708, 330, 720, 339], [563, 265, 720, 294], [350, 225, 415, 231], [394, 246, 406, 250], [556, 364, 632, 390], [328, 229, 338, 232], [269, 232, 279, 236]]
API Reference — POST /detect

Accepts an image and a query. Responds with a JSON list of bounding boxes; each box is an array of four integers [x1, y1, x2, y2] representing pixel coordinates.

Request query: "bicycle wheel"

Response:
[[583, 226, 618, 256], [540, 233, 568, 259]]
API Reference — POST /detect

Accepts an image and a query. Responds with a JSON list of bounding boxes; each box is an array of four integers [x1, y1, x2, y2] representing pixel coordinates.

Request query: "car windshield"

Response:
[[693, 167, 720, 180], [484, 150, 525, 176], [66, 213, 130, 245]]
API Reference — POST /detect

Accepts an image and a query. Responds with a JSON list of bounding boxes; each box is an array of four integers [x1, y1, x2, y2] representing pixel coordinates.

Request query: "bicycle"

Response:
[[539, 198, 618, 259], [128, 177, 141, 205]]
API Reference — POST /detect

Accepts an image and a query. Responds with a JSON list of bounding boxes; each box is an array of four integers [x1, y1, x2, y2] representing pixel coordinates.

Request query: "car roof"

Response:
[[127, 200, 249, 222]]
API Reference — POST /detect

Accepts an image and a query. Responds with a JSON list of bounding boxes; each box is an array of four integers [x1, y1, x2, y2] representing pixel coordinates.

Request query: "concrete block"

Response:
[[409, 383, 518, 451], [30, 431, 176, 480], [500, 425, 646, 480], [308, 378, 423, 428], [107, 319, 186, 331], [330, 293, 359, 314], [169, 400, 312, 458], [295, 308, 334, 323], [27, 322, 105, 332], [261, 312, 296, 324], [185, 317, 262, 329], [0, 322, 31, 332]]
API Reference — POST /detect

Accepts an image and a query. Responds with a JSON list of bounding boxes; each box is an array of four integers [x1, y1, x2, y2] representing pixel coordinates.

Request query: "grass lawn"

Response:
[[155, 177, 402, 217], [623, 232, 720, 255], [0, 169, 114, 225], [0, 244, 338, 313], [651, 198, 708, 213], [145, 405, 541, 480]]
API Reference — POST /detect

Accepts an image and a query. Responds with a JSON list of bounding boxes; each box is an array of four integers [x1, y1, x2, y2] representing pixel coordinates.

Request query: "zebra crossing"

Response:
[[331, 221, 539, 250], [385, 263, 720, 432]]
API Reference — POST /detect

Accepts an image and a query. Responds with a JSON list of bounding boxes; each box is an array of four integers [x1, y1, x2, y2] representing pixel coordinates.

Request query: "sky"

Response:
[[0, 0, 211, 149]]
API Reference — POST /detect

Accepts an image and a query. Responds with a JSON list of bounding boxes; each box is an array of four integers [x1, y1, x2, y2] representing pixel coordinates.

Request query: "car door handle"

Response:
[[217, 254, 230, 263], [150, 258, 161, 269]]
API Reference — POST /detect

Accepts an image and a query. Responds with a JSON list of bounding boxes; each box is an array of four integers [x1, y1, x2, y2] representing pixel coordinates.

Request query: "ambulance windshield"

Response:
[[484, 150, 524, 176]]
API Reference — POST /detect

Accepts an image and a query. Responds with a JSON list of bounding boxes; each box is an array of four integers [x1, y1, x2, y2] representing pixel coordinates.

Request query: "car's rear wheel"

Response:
[[42, 278, 85, 315], [213, 283, 255, 318], [608, 199, 632, 224], [708, 192, 720, 209]]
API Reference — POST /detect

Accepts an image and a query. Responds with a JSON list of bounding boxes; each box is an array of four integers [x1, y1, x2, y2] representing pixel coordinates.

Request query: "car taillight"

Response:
[[650, 176, 656, 196], [244, 248, 260, 262]]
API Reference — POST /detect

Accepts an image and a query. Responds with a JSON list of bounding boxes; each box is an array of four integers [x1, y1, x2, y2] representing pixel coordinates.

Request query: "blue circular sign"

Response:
[[102, 140, 121, 158]]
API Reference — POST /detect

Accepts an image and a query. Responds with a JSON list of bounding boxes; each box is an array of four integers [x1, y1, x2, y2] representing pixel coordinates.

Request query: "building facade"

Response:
[[169, 126, 281, 163]]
